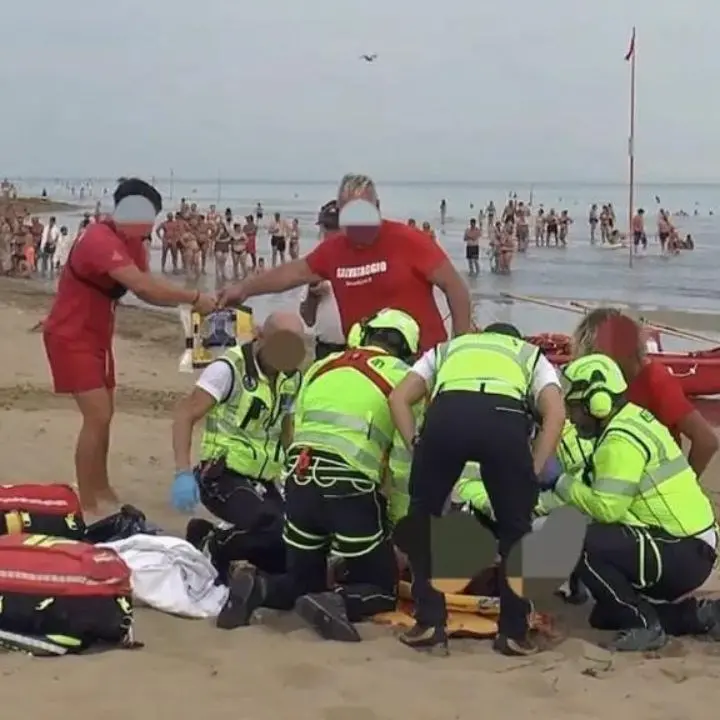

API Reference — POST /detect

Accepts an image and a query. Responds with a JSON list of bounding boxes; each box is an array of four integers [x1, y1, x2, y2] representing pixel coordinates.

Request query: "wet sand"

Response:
[[3, 278, 720, 718]]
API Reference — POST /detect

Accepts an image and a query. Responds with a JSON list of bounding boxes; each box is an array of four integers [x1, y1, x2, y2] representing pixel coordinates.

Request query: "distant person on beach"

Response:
[[588, 204, 598, 243], [288, 218, 301, 260], [219, 173, 472, 350], [39, 215, 59, 276], [572, 308, 718, 476], [632, 209, 647, 252], [268, 211, 287, 267], [464, 217, 481, 276], [157, 212, 179, 273], [439, 198, 447, 226], [657, 209, 671, 254], [42, 178, 216, 514]]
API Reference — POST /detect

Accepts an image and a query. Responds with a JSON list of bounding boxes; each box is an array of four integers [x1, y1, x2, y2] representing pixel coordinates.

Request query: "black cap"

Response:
[[114, 178, 162, 215], [317, 199, 339, 230], [484, 322, 523, 339]]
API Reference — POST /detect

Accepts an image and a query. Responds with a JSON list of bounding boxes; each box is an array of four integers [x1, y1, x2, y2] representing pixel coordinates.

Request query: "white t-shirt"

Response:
[[40, 225, 60, 251], [195, 358, 297, 414], [308, 282, 345, 345], [410, 346, 560, 405], [196, 359, 235, 403]]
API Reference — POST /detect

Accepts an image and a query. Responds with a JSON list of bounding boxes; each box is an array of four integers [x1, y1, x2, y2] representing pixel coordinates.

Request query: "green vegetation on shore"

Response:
[[0, 195, 85, 214]]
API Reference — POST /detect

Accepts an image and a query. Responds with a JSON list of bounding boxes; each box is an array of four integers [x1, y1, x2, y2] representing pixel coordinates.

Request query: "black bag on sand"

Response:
[[84, 504, 162, 544], [0, 484, 85, 540], [0, 534, 140, 656]]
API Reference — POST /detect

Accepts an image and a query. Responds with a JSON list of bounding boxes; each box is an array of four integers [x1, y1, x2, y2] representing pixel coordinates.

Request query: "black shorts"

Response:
[[271, 235, 286, 252], [466, 245, 480, 260], [633, 231, 647, 247], [659, 232, 669, 242], [546, 222, 558, 236]]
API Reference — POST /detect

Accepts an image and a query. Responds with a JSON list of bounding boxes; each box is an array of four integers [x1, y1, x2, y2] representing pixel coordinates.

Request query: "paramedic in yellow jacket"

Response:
[[171, 312, 305, 583], [218, 309, 421, 641], [389, 322, 566, 656], [548, 354, 720, 651]]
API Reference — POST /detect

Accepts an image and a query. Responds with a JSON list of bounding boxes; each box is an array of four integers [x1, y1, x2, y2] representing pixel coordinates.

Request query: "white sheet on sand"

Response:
[[100, 535, 229, 619]]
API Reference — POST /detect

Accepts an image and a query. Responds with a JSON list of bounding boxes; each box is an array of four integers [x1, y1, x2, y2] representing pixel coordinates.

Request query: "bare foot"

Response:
[[95, 487, 121, 512]]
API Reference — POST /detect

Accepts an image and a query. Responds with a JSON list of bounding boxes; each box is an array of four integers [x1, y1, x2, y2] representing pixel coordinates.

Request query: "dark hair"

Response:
[[114, 178, 162, 214], [363, 328, 414, 364], [317, 199, 339, 230], [484, 322, 523, 339]]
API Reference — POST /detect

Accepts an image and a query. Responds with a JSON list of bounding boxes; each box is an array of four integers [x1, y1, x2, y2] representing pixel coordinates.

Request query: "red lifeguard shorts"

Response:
[[43, 333, 116, 394]]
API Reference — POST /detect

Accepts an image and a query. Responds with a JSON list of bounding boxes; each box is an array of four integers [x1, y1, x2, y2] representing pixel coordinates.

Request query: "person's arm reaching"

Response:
[[109, 264, 214, 313], [555, 434, 644, 523], [428, 258, 472, 336], [407, 226, 471, 337], [389, 349, 437, 449], [172, 360, 235, 471], [220, 259, 323, 306], [678, 411, 719, 477], [531, 356, 566, 476], [647, 367, 719, 477], [172, 387, 216, 471]]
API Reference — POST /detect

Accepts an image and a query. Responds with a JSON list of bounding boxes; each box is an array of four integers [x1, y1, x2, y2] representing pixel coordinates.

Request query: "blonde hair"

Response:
[[571, 307, 645, 360], [337, 174, 378, 206]]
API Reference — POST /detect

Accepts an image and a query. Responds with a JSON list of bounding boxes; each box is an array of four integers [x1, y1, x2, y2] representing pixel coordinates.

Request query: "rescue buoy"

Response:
[[526, 333, 572, 355]]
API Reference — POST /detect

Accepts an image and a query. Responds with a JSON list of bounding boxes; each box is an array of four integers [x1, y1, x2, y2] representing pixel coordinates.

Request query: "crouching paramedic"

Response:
[[549, 354, 720, 651], [170, 312, 305, 581], [217, 309, 420, 640], [388, 322, 566, 656]]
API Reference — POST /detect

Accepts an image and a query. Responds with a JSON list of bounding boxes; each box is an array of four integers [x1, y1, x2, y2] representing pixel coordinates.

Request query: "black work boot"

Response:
[[398, 622, 449, 654], [493, 634, 539, 656], [696, 598, 720, 640], [604, 623, 667, 652], [216, 569, 267, 630], [294, 591, 361, 642]]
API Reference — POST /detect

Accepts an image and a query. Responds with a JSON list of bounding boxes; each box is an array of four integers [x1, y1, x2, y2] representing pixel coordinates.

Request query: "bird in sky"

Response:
[[360, 53, 378, 62]]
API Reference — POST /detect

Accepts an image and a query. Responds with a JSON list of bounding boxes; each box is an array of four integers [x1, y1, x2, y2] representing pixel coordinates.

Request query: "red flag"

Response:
[[624, 28, 636, 61]]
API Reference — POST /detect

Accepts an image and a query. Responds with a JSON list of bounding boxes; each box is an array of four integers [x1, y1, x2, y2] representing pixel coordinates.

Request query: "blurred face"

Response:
[[339, 198, 381, 246]]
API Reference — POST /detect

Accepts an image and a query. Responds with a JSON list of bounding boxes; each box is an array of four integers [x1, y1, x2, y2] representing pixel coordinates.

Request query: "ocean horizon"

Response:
[[6, 177, 720, 328]]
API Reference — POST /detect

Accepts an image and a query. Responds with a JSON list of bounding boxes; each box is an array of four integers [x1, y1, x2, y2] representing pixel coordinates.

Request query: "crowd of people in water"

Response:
[[0, 178, 696, 283]]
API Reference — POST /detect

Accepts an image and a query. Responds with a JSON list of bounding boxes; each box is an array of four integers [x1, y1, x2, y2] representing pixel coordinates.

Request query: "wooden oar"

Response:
[[500, 292, 584, 316], [568, 300, 718, 346]]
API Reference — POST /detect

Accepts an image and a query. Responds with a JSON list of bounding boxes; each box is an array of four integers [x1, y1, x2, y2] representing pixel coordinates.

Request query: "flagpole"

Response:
[[627, 27, 636, 269]]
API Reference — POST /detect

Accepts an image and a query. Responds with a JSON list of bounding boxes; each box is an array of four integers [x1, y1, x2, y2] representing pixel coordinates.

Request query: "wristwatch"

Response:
[[411, 432, 421, 448]]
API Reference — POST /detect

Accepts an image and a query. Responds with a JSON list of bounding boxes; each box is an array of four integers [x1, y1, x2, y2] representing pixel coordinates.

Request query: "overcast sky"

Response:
[[1, 0, 717, 183]]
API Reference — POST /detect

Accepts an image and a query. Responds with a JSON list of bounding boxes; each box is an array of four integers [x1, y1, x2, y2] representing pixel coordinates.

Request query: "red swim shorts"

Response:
[[43, 333, 116, 394]]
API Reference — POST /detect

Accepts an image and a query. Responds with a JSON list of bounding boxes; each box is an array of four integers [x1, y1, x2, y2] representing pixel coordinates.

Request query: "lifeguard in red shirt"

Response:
[[571, 308, 718, 476], [218, 174, 472, 351], [43, 178, 216, 514]]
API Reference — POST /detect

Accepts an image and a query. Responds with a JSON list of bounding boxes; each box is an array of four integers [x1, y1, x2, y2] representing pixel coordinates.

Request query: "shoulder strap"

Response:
[[307, 348, 395, 397]]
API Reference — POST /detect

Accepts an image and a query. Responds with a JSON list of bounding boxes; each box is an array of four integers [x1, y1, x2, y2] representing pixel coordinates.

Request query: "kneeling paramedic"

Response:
[[548, 354, 720, 651], [218, 309, 421, 640], [171, 312, 305, 582], [388, 323, 566, 655]]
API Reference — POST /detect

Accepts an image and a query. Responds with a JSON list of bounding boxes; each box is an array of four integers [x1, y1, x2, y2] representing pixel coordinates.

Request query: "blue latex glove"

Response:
[[172, 469, 199, 512], [537, 455, 562, 490]]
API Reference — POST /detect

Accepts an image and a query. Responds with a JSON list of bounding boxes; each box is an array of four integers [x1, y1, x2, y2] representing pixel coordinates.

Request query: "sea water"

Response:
[[12, 178, 720, 336]]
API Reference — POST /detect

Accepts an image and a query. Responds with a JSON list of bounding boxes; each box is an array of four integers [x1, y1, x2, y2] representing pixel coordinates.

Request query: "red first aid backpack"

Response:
[[0, 484, 85, 540], [0, 534, 135, 653]]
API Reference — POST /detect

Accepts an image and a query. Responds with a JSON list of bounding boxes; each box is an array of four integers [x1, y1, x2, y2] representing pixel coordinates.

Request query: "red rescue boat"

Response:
[[525, 333, 720, 398]]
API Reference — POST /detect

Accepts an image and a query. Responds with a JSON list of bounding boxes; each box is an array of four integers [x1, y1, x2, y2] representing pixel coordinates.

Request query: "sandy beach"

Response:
[[2, 279, 720, 718]]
